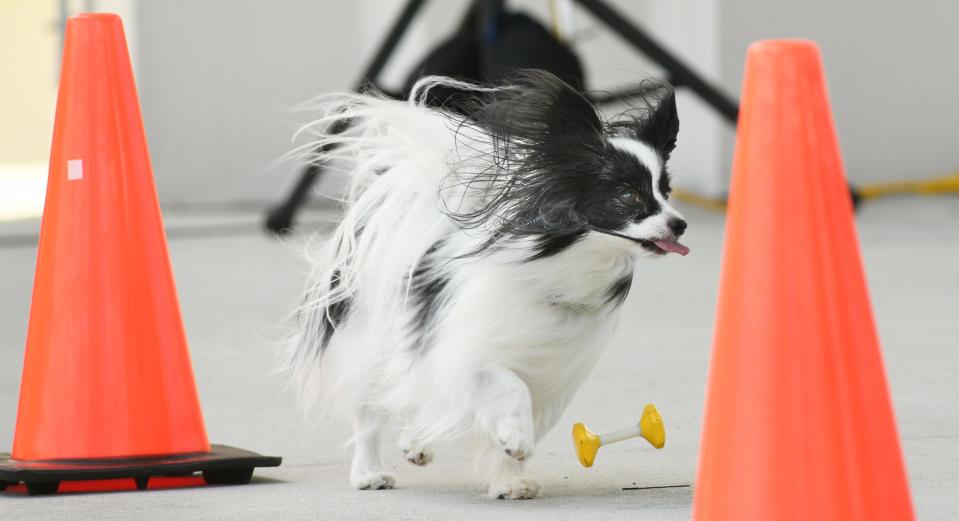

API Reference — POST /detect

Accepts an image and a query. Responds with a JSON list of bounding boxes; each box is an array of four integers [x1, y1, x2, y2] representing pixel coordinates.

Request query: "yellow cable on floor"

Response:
[[856, 171, 959, 200], [672, 172, 959, 213], [673, 188, 727, 212]]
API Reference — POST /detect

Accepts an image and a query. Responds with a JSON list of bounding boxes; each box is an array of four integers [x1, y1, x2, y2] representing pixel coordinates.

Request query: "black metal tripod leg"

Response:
[[264, 162, 326, 234], [264, 0, 430, 235], [355, 0, 430, 91], [573, 0, 739, 123], [575, 1, 865, 211]]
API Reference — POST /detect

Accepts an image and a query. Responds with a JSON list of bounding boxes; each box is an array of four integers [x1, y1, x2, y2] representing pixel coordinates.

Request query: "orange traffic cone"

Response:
[[0, 14, 278, 495], [692, 40, 914, 520]]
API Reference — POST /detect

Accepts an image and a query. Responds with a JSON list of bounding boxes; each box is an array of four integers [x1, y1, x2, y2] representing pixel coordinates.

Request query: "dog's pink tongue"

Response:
[[654, 239, 690, 256]]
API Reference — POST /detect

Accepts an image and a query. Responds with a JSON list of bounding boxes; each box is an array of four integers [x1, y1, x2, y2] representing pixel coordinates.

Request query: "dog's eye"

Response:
[[619, 188, 640, 205]]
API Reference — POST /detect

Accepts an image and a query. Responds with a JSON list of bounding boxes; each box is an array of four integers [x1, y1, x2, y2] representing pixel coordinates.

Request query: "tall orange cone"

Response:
[[693, 40, 914, 520], [1, 14, 278, 495]]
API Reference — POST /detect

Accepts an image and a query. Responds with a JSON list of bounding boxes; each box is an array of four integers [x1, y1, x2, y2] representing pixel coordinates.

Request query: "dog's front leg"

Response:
[[473, 369, 541, 499], [349, 408, 395, 490], [398, 429, 433, 466]]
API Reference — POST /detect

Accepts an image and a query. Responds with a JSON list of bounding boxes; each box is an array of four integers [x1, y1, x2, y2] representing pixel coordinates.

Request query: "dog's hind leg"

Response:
[[472, 369, 541, 499], [349, 408, 395, 490]]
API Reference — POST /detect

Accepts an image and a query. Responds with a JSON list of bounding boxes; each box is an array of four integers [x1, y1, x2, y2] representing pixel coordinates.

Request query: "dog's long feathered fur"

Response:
[[281, 71, 686, 498]]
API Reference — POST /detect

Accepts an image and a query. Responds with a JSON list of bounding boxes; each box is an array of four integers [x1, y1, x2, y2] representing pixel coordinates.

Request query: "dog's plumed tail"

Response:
[[280, 79, 491, 421]]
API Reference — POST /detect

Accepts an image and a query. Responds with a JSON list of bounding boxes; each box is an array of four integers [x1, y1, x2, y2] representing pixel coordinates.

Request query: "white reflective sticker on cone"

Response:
[[67, 159, 83, 181]]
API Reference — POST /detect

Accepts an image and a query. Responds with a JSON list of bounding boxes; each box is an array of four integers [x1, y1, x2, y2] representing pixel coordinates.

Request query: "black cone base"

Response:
[[0, 444, 281, 495]]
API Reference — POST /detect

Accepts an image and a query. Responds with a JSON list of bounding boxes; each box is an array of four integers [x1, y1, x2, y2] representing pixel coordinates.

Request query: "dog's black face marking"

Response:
[[410, 240, 450, 354], [605, 274, 634, 306], [444, 70, 678, 252], [321, 270, 351, 350], [572, 146, 664, 232]]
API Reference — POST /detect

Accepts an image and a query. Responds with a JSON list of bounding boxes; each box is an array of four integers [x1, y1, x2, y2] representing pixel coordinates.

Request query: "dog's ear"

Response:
[[448, 71, 606, 241], [635, 84, 679, 161], [479, 70, 602, 142]]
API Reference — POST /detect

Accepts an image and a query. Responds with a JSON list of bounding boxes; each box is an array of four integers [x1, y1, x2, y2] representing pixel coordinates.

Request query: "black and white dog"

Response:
[[283, 71, 687, 499]]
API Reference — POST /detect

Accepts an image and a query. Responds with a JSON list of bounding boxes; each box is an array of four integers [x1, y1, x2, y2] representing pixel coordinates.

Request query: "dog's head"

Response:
[[451, 71, 687, 258]]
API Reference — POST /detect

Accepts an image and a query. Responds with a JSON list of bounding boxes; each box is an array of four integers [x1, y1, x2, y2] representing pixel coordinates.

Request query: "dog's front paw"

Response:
[[488, 477, 542, 500], [497, 421, 535, 461], [351, 471, 396, 490], [403, 447, 433, 466]]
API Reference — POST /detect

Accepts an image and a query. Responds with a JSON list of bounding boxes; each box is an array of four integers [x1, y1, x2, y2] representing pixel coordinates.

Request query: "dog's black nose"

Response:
[[668, 218, 687, 236]]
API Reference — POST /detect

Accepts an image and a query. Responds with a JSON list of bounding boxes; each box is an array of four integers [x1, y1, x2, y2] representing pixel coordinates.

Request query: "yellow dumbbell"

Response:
[[572, 403, 665, 467]]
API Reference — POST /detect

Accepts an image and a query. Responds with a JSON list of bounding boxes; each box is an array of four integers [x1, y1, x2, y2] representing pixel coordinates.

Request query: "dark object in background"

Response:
[[403, 11, 585, 112], [849, 185, 862, 209], [264, 0, 741, 235], [401, 32, 481, 110]]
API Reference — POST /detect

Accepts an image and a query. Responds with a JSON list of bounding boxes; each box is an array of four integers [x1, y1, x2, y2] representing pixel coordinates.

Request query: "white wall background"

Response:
[[136, 0, 370, 204], [720, 0, 959, 186], [134, 0, 726, 204], [0, 1, 58, 163], [132, 0, 957, 205]]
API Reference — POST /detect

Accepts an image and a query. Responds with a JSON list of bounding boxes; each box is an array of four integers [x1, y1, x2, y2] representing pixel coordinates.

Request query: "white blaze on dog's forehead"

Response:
[[609, 137, 682, 232], [608, 137, 661, 188]]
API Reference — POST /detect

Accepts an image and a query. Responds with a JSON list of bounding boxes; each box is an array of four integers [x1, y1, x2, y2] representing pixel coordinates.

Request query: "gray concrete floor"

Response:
[[0, 198, 957, 520]]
